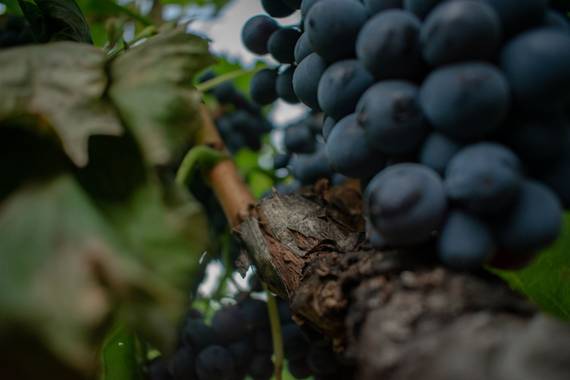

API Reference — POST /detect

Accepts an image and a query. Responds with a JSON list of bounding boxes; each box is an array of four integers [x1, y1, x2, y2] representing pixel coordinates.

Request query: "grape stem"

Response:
[[264, 286, 284, 380], [196, 65, 267, 93]]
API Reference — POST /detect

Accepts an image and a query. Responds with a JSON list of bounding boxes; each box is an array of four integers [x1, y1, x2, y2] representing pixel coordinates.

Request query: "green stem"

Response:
[[175, 146, 227, 187], [196, 66, 267, 92], [265, 286, 284, 380], [107, 25, 158, 58]]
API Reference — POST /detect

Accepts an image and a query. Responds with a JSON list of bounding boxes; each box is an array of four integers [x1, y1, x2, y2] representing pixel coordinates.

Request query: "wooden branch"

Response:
[[196, 105, 255, 228], [194, 108, 570, 380]]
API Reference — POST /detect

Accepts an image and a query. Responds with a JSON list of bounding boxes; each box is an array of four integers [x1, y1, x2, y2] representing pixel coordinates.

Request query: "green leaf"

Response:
[[99, 326, 144, 380], [496, 213, 570, 321], [109, 28, 216, 166], [0, 42, 123, 166], [18, 0, 92, 43]]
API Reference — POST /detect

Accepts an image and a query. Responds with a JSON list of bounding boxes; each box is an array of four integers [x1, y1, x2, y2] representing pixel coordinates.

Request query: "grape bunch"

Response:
[[241, 0, 570, 270], [199, 71, 272, 154], [147, 293, 354, 380]]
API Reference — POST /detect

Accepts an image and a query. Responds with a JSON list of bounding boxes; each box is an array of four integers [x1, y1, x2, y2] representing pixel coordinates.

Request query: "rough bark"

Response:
[[197, 108, 570, 379], [234, 181, 570, 380]]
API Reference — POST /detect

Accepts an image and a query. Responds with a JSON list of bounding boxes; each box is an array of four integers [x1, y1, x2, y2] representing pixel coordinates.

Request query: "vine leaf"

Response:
[[496, 213, 570, 321], [0, 42, 122, 166], [109, 28, 216, 166], [17, 0, 93, 43]]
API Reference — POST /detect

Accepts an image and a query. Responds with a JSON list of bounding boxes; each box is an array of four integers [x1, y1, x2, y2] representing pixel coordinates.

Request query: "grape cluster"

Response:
[[241, 0, 570, 270], [199, 71, 272, 154], [147, 294, 354, 380]]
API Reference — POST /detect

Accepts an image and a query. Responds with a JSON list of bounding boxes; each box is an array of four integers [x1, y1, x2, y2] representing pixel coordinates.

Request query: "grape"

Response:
[[195, 346, 235, 380], [268, 27, 302, 64], [445, 143, 523, 215], [274, 153, 291, 169], [182, 320, 218, 350], [239, 298, 269, 330], [211, 306, 249, 344], [212, 82, 237, 104], [403, 0, 444, 19], [543, 11, 570, 32], [169, 346, 196, 380], [148, 357, 172, 380], [227, 339, 254, 366], [356, 10, 423, 80], [325, 113, 387, 178], [285, 124, 316, 153], [301, 0, 325, 18], [322, 116, 336, 141], [505, 111, 570, 165], [501, 29, 570, 110], [419, 63, 510, 141], [249, 354, 274, 380], [276, 66, 300, 104], [250, 69, 278, 106], [356, 81, 427, 155], [283, 0, 302, 8], [365, 164, 447, 247], [496, 180, 563, 254], [317, 60, 374, 120], [304, 0, 368, 62], [290, 146, 333, 185], [261, 0, 296, 18], [419, 132, 463, 175], [420, 1, 502, 66], [294, 33, 313, 64], [539, 151, 570, 209], [241, 15, 279, 55], [254, 328, 273, 353], [293, 53, 327, 110], [288, 358, 313, 379], [363, 0, 403, 15], [438, 211, 495, 270], [367, 223, 390, 250], [307, 343, 339, 376], [282, 324, 311, 360], [479, 0, 547, 36]]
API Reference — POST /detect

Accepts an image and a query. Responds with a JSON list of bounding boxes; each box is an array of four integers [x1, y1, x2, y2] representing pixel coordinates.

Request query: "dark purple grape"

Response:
[[420, 63, 510, 141], [250, 69, 278, 106], [276, 65, 300, 104], [318, 60, 374, 120], [356, 10, 423, 80], [438, 210, 495, 270], [501, 29, 570, 110], [304, 0, 368, 62], [357, 81, 427, 155], [195, 346, 235, 380], [365, 164, 447, 247], [325, 113, 386, 179], [268, 27, 302, 63], [420, 0, 502, 66], [293, 53, 327, 110], [262, 0, 296, 18], [445, 143, 523, 215], [241, 15, 279, 55]]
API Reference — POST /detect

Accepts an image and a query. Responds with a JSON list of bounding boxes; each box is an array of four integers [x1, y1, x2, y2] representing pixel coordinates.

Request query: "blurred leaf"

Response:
[[109, 28, 215, 166], [0, 0, 23, 13], [99, 326, 144, 380], [0, 42, 123, 166], [496, 213, 570, 321], [18, 0, 93, 43]]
